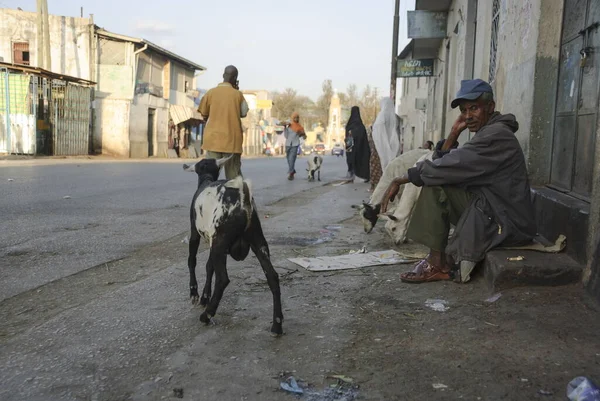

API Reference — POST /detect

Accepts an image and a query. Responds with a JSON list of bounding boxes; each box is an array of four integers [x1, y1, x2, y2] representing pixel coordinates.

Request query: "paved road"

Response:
[[0, 155, 349, 302]]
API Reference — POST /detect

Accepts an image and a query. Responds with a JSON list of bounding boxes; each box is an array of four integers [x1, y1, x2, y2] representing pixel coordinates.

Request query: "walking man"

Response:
[[282, 112, 306, 180], [198, 65, 249, 179]]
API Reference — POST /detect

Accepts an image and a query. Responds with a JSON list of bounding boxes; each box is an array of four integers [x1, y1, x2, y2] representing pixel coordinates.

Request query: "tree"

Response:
[[315, 79, 334, 126], [272, 89, 316, 128], [359, 85, 381, 128]]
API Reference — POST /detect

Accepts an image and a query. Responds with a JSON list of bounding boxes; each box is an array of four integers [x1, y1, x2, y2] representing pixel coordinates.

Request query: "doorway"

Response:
[[550, 0, 600, 200], [147, 108, 156, 157]]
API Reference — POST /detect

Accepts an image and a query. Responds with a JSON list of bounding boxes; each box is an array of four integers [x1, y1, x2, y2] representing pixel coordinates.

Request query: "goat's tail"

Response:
[[242, 180, 253, 230]]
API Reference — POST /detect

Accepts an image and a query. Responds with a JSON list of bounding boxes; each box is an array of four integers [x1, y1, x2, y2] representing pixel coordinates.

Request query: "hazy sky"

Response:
[[3, 0, 414, 100]]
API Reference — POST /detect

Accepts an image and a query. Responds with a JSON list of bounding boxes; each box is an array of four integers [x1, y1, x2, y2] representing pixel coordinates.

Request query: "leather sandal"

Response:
[[400, 259, 452, 284]]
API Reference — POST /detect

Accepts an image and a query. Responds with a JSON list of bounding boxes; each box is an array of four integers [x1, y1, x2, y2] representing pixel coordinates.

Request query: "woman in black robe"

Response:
[[345, 106, 370, 181]]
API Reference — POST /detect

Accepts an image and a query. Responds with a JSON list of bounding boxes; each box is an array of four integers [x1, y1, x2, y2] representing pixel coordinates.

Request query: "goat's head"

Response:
[[183, 156, 232, 180], [351, 202, 381, 233]]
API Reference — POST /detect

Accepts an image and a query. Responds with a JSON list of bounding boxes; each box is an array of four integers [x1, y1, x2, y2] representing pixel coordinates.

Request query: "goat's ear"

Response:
[[183, 163, 197, 172], [378, 213, 398, 221], [216, 155, 233, 168]]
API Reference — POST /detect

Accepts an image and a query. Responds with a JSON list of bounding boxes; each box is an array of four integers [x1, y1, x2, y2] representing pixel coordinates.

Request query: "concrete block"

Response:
[[484, 249, 583, 293]]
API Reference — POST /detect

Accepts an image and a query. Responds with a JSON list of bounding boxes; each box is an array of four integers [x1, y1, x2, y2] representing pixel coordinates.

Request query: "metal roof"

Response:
[[95, 28, 207, 71], [0, 61, 96, 85]]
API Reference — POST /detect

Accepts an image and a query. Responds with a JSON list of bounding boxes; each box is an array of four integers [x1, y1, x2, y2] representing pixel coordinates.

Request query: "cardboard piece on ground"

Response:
[[289, 250, 416, 272]]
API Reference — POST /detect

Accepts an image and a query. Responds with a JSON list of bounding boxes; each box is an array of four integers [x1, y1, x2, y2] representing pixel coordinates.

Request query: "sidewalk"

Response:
[[129, 180, 600, 400]]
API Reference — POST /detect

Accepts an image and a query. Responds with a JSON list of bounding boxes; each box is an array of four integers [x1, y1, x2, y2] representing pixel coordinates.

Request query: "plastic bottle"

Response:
[[567, 377, 600, 401]]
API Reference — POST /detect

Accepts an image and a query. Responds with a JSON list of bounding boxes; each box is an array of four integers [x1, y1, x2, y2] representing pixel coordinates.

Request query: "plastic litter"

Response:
[[63, 195, 71, 199], [349, 246, 367, 254], [507, 256, 525, 261], [7, 178, 14, 182], [329, 375, 354, 384], [280, 376, 304, 395], [485, 293, 502, 303], [182, 236, 189, 244], [425, 299, 449, 312], [567, 377, 600, 401], [432, 383, 448, 390], [538, 389, 553, 396]]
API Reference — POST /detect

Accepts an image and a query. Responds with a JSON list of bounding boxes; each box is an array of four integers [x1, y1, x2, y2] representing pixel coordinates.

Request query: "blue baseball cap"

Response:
[[451, 79, 494, 109]]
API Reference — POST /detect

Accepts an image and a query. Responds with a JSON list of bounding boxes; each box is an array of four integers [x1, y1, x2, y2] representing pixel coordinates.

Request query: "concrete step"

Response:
[[483, 249, 583, 293]]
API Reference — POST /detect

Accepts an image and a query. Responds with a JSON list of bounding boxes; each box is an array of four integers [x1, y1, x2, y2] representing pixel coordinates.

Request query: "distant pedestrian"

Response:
[[198, 65, 249, 179], [345, 106, 370, 182], [372, 98, 401, 170], [283, 112, 306, 180], [367, 126, 382, 191]]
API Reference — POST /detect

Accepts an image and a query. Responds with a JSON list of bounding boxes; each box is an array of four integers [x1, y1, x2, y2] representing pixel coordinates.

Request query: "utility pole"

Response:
[[390, 0, 400, 104], [36, 0, 43, 69], [42, 0, 51, 71]]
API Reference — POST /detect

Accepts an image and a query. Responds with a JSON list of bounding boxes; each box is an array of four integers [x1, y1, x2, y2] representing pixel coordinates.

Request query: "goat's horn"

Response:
[[216, 155, 233, 168], [183, 163, 197, 172]]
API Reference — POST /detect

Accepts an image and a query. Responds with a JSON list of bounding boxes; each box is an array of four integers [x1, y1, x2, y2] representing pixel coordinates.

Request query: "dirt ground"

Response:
[[133, 181, 600, 401], [2, 180, 599, 401]]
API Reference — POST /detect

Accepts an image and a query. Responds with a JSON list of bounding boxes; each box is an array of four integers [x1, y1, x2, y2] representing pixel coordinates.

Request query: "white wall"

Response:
[[0, 9, 92, 80], [93, 99, 130, 157]]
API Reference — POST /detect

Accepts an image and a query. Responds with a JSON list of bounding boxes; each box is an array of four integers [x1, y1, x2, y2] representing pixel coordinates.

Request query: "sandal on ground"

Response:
[[400, 259, 452, 284]]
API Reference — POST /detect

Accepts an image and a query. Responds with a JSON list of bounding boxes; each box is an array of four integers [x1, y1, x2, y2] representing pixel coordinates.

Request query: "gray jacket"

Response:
[[408, 112, 536, 263]]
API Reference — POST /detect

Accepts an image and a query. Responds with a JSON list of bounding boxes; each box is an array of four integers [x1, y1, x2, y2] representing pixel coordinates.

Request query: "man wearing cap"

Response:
[[380, 79, 536, 284]]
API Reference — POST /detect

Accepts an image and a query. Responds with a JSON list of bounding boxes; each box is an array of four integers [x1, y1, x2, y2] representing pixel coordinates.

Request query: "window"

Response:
[[13, 42, 30, 65], [489, 0, 500, 83]]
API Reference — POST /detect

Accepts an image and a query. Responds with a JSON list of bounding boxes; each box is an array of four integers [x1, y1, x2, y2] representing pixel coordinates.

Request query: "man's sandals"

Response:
[[400, 259, 453, 284]]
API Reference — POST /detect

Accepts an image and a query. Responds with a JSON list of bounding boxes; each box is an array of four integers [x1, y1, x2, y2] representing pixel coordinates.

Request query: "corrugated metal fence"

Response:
[[0, 69, 92, 155]]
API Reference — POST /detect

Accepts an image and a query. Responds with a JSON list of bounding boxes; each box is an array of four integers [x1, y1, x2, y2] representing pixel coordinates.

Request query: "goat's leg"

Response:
[[248, 215, 283, 336], [200, 256, 214, 307], [200, 247, 229, 325], [188, 231, 201, 305]]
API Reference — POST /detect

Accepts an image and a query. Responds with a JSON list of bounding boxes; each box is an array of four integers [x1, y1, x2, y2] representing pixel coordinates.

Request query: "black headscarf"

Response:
[[346, 106, 364, 131], [345, 106, 370, 180]]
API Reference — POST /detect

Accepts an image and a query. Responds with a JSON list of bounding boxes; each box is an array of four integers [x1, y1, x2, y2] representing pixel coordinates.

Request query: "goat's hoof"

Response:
[[270, 325, 283, 337], [190, 295, 200, 305], [199, 296, 210, 307], [199, 312, 212, 325]]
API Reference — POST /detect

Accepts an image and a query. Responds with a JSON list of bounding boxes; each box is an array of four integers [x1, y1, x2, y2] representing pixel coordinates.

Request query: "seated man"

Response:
[[381, 79, 536, 283]]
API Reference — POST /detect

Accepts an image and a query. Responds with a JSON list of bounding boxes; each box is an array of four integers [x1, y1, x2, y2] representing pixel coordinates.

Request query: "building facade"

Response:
[[398, 0, 600, 301], [0, 8, 205, 158]]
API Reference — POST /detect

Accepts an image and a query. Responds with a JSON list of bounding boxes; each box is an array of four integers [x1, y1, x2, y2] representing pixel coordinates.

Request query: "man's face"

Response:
[[459, 98, 495, 132]]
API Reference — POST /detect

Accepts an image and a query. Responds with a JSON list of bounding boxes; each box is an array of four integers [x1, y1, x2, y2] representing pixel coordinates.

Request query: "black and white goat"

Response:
[[183, 157, 283, 336], [306, 153, 323, 182]]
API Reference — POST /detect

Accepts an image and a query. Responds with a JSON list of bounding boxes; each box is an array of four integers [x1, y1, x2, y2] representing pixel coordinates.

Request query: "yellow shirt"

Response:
[[198, 83, 248, 154]]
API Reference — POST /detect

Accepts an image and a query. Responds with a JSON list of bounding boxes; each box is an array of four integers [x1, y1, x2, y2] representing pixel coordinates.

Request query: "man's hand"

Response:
[[451, 114, 467, 135], [380, 176, 410, 213]]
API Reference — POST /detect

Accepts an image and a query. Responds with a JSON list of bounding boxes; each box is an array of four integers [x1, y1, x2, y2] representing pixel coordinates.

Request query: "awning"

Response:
[[169, 104, 204, 125]]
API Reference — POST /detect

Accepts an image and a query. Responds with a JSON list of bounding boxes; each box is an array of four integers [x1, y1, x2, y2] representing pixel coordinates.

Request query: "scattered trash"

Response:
[[521, 378, 529, 382], [264, 215, 270, 219], [349, 246, 367, 254], [507, 256, 525, 261], [567, 376, 600, 401], [182, 236, 189, 244], [538, 389, 554, 396], [425, 299, 449, 312], [7, 178, 14, 182], [432, 383, 449, 390], [289, 250, 416, 272], [173, 388, 184, 398], [486, 293, 502, 303], [484, 321, 499, 327], [63, 195, 71, 199], [329, 375, 354, 384], [280, 376, 304, 395]]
